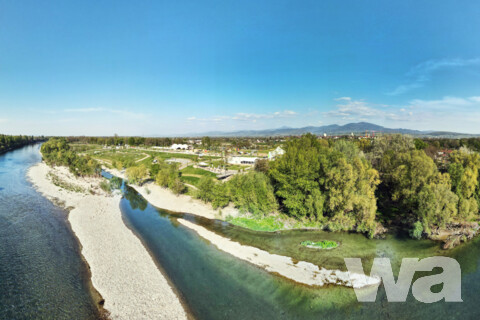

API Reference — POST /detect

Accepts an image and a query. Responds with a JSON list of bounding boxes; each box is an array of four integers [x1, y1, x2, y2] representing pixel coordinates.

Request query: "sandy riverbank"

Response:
[[28, 163, 187, 320], [178, 219, 380, 289], [104, 167, 240, 220], [104, 167, 379, 289]]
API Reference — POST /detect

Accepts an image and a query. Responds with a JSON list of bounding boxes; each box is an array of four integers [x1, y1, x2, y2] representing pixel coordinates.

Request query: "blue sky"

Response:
[[1, 0, 480, 135]]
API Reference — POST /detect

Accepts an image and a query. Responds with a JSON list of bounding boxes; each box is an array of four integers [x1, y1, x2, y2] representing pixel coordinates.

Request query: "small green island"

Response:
[[300, 240, 338, 250]]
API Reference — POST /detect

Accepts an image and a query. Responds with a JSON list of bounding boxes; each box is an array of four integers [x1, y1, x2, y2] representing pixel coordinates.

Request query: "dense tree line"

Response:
[[64, 134, 480, 154], [0, 134, 42, 153], [41, 138, 100, 177], [66, 135, 187, 147], [47, 133, 480, 240], [269, 135, 379, 236], [196, 133, 480, 239], [373, 136, 480, 239], [195, 171, 278, 215], [64, 135, 284, 150]]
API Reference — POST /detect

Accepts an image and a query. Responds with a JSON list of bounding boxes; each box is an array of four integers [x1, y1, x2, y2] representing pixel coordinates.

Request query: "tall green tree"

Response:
[[269, 134, 380, 236], [448, 150, 480, 221], [269, 134, 325, 219], [417, 178, 458, 234], [369, 134, 414, 168], [228, 171, 277, 215]]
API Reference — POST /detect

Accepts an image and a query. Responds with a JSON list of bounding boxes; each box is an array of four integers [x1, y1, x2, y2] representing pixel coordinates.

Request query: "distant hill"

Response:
[[182, 122, 432, 137]]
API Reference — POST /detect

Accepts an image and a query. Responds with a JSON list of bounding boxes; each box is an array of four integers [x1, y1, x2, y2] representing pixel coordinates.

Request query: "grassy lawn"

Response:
[[69, 143, 103, 152], [88, 150, 146, 165], [69, 144, 223, 174], [180, 166, 217, 177], [225, 214, 327, 233], [146, 150, 219, 161], [226, 215, 285, 232], [180, 175, 201, 186]]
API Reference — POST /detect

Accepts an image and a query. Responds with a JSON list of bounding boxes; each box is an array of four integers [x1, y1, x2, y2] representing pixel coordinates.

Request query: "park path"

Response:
[[184, 183, 198, 190], [135, 153, 151, 163]]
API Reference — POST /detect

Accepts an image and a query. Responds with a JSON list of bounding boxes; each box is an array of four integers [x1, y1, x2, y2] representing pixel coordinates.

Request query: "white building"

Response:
[[268, 146, 285, 160], [170, 144, 189, 150], [228, 156, 258, 165]]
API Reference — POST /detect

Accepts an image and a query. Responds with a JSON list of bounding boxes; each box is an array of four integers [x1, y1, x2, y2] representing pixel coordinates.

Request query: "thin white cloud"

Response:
[[0, 118, 8, 123], [400, 96, 480, 132], [325, 98, 412, 122], [407, 96, 477, 111], [388, 58, 480, 95], [322, 95, 480, 133], [469, 96, 480, 103]]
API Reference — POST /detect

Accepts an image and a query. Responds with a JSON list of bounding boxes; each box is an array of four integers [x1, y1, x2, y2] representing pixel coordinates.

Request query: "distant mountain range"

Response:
[[180, 122, 476, 138]]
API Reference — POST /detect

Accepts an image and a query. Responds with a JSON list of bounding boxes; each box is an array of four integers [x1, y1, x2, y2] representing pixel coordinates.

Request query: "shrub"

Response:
[[196, 176, 215, 203], [211, 183, 230, 209], [126, 165, 148, 185], [169, 177, 186, 195], [411, 221, 424, 239], [228, 171, 277, 215], [99, 179, 111, 193]]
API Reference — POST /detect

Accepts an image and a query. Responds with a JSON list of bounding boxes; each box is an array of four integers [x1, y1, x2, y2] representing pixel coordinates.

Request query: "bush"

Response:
[[226, 215, 284, 232], [211, 183, 230, 209], [196, 176, 216, 203], [99, 179, 111, 193], [126, 165, 148, 185], [254, 159, 269, 173], [169, 177, 186, 195], [411, 221, 424, 239], [228, 171, 277, 215], [155, 164, 177, 187]]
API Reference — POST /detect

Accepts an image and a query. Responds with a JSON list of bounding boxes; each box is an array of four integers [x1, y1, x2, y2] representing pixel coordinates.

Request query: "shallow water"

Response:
[[117, 180, 480, 320], [0, 145, 99, 319]]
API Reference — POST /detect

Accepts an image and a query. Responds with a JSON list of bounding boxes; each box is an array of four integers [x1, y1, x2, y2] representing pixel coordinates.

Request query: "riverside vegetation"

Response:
[[41, 138, 101, 177], [300, 240, 339, 249], [0, 134, 43, 154], [41, 134, 480, 247]]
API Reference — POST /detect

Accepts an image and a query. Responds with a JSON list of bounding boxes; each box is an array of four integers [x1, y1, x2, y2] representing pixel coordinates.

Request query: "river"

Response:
[[0, 144, 100, 319], [117, 183, 480, 319], [2, 144, 480, 319]]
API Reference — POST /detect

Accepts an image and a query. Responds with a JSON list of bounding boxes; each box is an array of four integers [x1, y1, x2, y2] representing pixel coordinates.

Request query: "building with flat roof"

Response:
[[170, 144, 189, 150], [227, 156, 258, 165]]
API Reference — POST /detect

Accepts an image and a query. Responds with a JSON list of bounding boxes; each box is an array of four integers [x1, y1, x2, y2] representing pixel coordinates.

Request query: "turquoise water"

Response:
[[0, 145, 100, 319], [117, 183, 480, 319]]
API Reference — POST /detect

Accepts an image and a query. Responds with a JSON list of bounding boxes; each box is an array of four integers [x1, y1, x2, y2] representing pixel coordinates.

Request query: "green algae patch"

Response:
[[301, 240, 338, 250]]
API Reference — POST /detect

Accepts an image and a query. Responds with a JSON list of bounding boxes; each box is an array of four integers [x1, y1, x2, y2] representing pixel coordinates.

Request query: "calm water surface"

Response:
[[0, 145, 99, 319], [115, 178, 480, 320]]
